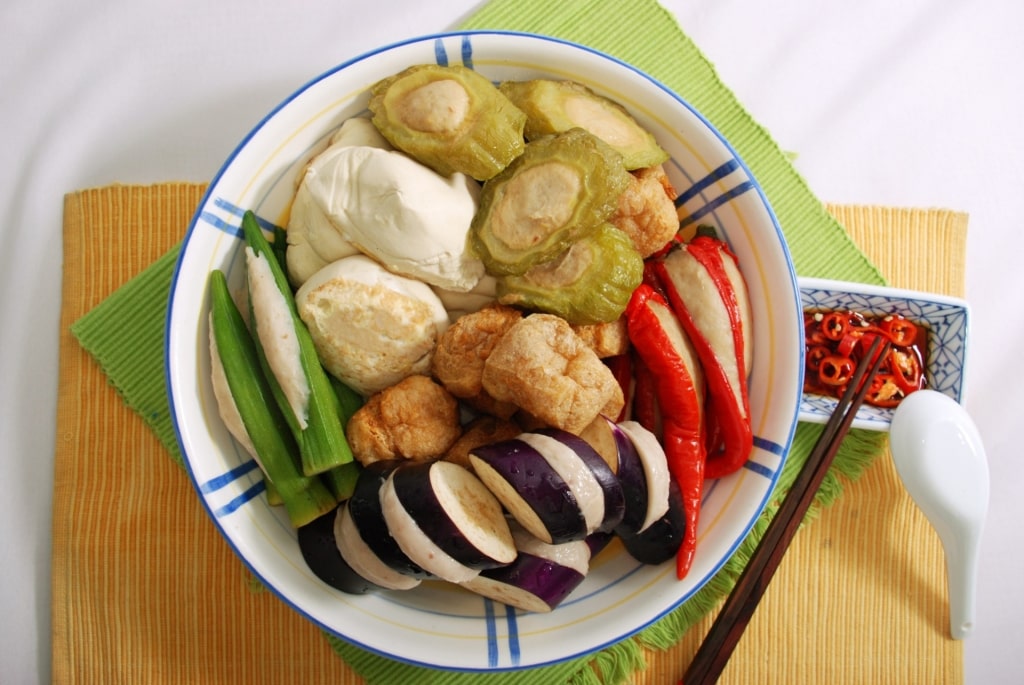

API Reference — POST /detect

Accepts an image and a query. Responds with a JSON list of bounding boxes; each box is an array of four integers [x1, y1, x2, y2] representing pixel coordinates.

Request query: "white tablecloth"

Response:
[[2, 1, 1021, 682]]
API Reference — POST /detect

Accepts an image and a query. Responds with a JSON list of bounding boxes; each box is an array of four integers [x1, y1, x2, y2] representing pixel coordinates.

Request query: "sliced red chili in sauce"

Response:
[[803, 309, 927, 407], [888, 346, 925, 394], [806, 344, 831, 372], [880, 316, 918, 347], [819, 355, 855, 386], [836, 332, 861, 358], [820, 312, 850, 341], [866, 373, 904, 408]]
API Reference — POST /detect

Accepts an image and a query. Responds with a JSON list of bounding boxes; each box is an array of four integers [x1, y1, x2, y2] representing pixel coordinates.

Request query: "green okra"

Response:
[[239, 210, 355, 476], [264, 478, 284, 507], [317, 376, 366, 501], [208, 269, 336, 527], [329, 375, 365, 425], [320, 462, 361, 502]]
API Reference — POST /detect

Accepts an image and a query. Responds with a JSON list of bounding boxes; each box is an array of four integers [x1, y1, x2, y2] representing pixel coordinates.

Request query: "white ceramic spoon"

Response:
[[888, 389, 989, 639]]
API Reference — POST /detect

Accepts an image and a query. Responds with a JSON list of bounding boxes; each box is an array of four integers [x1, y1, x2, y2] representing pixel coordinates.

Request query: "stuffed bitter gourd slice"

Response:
[[470, 128, 631, 277], [496, 223, 643, 325], [499, 79, 668, 170], [368, 64, 526, 181]]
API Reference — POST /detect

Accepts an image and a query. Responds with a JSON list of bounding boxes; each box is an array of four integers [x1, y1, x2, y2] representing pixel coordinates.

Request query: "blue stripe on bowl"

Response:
[[199, 198, 285, 240], [199, 208, 243, 239], [674, 159, 740, 206], [484, 598, 499, 666], [744, 460, 776, 480], [679, 180, 757, 228], [200, 459, 260, 494], [753, 435, 787, 457], [434, 34, 477, 69], [505, 606, 521, 666], [479, 598, 522, 668], [433, 38, 449, 67], [212, 480, 267, 518]]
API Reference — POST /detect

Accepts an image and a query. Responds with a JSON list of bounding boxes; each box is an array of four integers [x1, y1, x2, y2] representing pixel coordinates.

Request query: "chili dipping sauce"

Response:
[[804, 309, 927, 408]]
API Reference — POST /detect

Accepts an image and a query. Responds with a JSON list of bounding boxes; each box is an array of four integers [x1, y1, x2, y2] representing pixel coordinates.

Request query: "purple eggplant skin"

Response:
[[476, 552, 586, 612], [471, 439, 587, 544], [390, 461, 513, 570], [608, 422, 649, 537], [585, 530, 615, 561], [620, 480, 686, 566], [297, 507, 380, 595], [346, 460, 431, 579], [537, 428, 626, 534]]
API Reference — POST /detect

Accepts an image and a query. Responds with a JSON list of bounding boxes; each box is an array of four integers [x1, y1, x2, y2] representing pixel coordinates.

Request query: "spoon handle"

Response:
[[945, 526, 981, 639]]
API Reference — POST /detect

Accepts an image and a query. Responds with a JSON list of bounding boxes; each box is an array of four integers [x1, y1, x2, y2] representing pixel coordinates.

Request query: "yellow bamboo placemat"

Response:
[[52, 183, 965, 683]]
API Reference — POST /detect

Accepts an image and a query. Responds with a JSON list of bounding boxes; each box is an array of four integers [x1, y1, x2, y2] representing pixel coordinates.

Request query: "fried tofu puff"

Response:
[[482, 314, 624, 434], [571, 317, 629, 358], [443, 415, 523, 469], [431, 303, 523, 418], [346, 375, 462, 466], [609, 164, 680, 258]]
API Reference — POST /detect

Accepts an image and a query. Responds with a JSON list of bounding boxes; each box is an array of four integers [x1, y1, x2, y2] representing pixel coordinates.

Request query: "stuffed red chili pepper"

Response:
[[653, 235, 753, 480], [625, 283, 706, 580]]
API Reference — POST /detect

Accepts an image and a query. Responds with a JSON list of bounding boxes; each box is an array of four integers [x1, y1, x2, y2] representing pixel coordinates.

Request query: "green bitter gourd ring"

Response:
[[368, 64, 527, 181], [470, 127, 631, 277]]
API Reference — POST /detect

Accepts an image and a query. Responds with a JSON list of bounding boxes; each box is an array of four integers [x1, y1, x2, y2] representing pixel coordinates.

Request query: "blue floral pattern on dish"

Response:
[[798, 279, 970, 431]]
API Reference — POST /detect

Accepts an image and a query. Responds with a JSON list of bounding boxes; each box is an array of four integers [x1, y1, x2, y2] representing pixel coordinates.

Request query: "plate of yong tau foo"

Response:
[[166, 31, 804, 671]]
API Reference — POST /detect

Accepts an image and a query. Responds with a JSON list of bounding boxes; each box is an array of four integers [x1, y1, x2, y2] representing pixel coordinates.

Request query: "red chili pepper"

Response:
[[887, 347, 925, 394], [820, 311, 850, 341], [836, 331, 863, 358], [866, 373, 904, 407], [642, 259, 668, 298], [880, 315, 918, 347], [805, 316, 831, 346], [854, 330, 886, 362], [626, 284, 705, 580], [806, 344, 831, 372], [703, 393, 724, 460], [818, 354, 855, 386], [655, 236, 753, 480]]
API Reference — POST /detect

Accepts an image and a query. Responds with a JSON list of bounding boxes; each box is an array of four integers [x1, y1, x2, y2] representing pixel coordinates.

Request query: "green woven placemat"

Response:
[[71, 1, 888, 683]]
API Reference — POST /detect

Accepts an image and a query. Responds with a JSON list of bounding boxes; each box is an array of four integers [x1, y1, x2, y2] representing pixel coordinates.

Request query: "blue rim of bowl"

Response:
[[164, 29, 803, 671]]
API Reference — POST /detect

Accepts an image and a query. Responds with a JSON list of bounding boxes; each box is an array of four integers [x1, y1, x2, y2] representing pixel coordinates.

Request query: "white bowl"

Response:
[[798, 277, 970, 431], [166, 31, 803, 671]]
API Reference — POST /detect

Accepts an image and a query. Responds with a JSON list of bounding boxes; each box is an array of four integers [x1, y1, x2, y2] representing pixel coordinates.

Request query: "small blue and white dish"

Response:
[[797, 277, 970, 432]]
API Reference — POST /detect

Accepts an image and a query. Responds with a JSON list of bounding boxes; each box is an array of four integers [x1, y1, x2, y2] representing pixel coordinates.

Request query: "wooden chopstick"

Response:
[[682, 336, 891, 685]]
